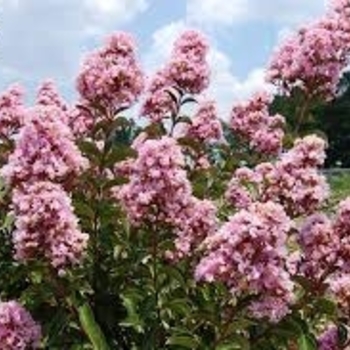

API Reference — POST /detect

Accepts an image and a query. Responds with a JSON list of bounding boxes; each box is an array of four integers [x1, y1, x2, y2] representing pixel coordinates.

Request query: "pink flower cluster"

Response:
[[68, 103, 95, 138], [329, 274, 350, 312], [37, 75, 94, 139], [330, 0, 350, 45], [12, 181, 89, 272], [116, 136, 190, 223], [186, 100, 222, 142], [332, 197, 350, 272], [226, 135, 329, 216], [77, 32, 144, 112], [298, 213, 338, 278], [170, 198, 218, 259], [195, 201, 294, 322], [1, 105, 88, 186], [0, 84, 25, 138], [36, 80, 68, 112], [140, 71, 177, 123], [295, 197, 350, 305], [230, 91, 285, 155], [267, 0, 350, 100], [167, 30, 210, 94], [1, 80, 89, 271], [141, 30, 210, 122], [116, 136, 217, 257], [317, 325, 339, 350], [0, 301, 41, 350]]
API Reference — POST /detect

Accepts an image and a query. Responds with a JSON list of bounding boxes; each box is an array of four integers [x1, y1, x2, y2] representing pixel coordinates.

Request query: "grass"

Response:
[[328, 172, 350, 207]]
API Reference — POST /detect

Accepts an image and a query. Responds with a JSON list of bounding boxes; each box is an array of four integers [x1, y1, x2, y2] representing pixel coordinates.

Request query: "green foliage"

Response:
[[329, 172, 350, 206]]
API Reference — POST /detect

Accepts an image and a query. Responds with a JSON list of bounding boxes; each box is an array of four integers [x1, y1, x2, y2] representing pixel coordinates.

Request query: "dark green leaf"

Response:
[[78, 302, 110, 350]]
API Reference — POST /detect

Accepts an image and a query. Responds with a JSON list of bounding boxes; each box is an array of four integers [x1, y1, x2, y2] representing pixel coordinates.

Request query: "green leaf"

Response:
[[216, 334, 250, 350], [119, 294, 145, 333], [314, 297, 336, 316], [338, 324, 348, 345], [177, 116, 192, 125], [164, 298, 191, 316], [165, 88, 180, 106], [216, 345, 237, 350], [79, 140, 101, 163], [144, 122, 166, 138], [177, 136, 203, 153], [78, 302, 110, 350], [298, 334, 317, 350], [74, 201, 95, 221], [106, 145, 137, 165], [0, 213, 14, 231], [104, 176, 129, 189], [166, 335, 199, 349], [293, 275, 313, 292]]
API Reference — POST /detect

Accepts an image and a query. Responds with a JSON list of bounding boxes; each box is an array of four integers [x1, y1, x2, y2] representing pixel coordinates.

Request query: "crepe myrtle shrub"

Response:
[[0, 2, 350, 349]]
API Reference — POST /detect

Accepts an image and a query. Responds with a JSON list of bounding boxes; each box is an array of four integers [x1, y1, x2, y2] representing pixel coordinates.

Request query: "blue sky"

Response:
[[0, 0, 327, 118]]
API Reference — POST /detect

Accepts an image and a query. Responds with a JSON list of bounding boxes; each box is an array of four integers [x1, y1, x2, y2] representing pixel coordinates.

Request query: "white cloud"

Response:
[[144, 21, 272, 120], [143, 20, 187, 72], [187, 0, 250, 26], [207, 49, 272, 120], [83, 0, 148, 22], [0, 0, 150, 97], [187, 0, 327, 26], [0, 0, 19, 8]]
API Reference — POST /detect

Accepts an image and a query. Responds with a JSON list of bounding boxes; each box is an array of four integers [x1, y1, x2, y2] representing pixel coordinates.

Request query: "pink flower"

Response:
[[116, 136, 191, 224], [317, 325, 339, 350], [333, 197, 350, 271], [329, 274, 350, 312], [0, 301, 41, 350], [68, 102, 95, 138], [196, 201, 294, 322], [0, 84, 26, 138], [12, 181, 88, 272], [36, 80, 67, 112], [230, 91, 285, 155], [267, 6, 350, 100], [226, 135, 329, 216], [77, 32, 144, 112], [298, 213, 338, 278], [168, 30, 210, 94], [140, 87, 176, 123], [186, 100, 223, 142], [141, 30, 210, 122], [170, 198, 218, 259], [115, 136, 217, 258], [225, 167, 258, 209], [1, 105, 88, 186]]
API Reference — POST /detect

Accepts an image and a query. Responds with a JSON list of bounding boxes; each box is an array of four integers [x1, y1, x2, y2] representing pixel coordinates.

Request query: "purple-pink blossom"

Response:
[[1, 105, 88, 186], [230, 91, 285, 155], [0, 301, 41, 350], [317, 325, 339, 350], [186, 100, 223, 142], [116, 136, 191, 224], [77, 32, 144, 112], [12, 181, 88, 272], [196, 201, 294, 322], [115, 136, 217, 258], [267, 2, 350, 100], [298, 213, 338, 278], [0, 84, 26, 138], [141, 30, 210, 122], [225, 135, 329, 216], [167, 30, 210, 94], [36, 80, 68, 112]]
